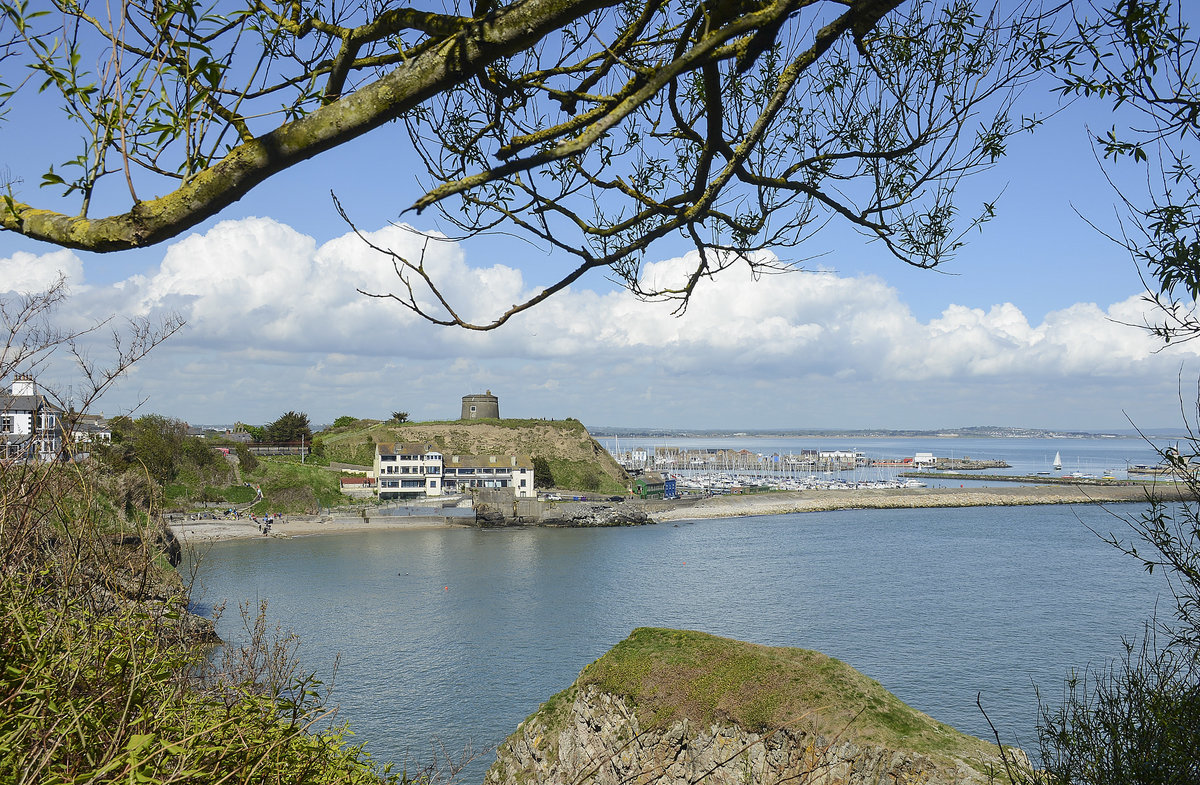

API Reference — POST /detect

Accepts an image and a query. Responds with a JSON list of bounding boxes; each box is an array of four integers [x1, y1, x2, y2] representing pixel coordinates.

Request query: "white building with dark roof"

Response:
[[1, 374, 64, 463]]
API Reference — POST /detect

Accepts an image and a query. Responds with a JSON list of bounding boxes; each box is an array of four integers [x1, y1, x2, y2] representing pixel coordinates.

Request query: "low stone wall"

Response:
[[359, 514, 451, 526]]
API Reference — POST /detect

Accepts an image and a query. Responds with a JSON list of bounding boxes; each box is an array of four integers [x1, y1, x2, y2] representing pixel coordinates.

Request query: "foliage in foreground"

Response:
[[0, 587, 396, 784], [0, 465, 402, 785]]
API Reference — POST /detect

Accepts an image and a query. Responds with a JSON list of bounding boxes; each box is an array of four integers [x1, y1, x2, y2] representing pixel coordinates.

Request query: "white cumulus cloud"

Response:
[[0, 249, 85, 293], [2, 219, 1194, 429]]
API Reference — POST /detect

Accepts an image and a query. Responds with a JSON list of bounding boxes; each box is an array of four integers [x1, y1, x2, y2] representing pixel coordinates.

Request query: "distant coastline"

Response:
[[589, 425, 1184, 440]]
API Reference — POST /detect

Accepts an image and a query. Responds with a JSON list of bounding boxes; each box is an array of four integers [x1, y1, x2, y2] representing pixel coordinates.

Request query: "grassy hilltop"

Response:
[[498, 628, 1023, 785], [318, 417, 629, 494]]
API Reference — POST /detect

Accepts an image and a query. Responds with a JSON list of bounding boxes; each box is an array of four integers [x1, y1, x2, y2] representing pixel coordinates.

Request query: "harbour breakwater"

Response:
[[652, 483, 1189, 521]]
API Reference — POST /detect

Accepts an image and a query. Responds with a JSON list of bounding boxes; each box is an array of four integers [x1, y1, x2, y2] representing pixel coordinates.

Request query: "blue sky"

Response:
[[2, 16, 1198, 432]]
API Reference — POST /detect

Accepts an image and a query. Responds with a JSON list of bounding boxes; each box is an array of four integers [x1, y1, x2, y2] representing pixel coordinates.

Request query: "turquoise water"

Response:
[[191, 503, 1167, 782]]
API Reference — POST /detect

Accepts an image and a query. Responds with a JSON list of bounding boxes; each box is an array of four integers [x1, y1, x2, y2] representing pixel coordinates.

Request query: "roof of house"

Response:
[[445, 454, 533, 470], [376, 442, 441, 458], [0, 395, 62, 414]]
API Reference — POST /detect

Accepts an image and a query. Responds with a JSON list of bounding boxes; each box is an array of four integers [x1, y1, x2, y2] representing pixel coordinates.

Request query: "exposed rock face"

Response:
[[91, 520, 217, 644], [475, 501, 652, 527], [487, 629, 1031, 785], [539, 502, 651, 527], [489, 687, 1022, 785]]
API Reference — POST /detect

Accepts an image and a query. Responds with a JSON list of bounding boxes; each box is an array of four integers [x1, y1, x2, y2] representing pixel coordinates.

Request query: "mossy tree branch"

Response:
[[1, 0, 1058, 330]]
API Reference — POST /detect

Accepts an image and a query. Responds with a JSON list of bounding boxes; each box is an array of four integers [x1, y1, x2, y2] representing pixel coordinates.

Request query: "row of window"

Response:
[[443, 467, 526, 476], [379, 479, 439, 489], [379, 466, 440, 474], [1, 414, 61, 433]]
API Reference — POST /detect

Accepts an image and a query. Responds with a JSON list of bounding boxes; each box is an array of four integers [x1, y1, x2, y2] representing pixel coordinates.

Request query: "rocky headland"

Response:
[[488, 628, 1029, 785]]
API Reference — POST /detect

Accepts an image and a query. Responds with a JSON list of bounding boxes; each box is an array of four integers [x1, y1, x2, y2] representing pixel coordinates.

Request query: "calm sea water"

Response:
[[191, 501, 1168, 783]]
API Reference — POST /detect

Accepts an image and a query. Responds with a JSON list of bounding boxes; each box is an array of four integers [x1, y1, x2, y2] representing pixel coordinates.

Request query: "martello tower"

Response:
[[461, 391, 500, 420]]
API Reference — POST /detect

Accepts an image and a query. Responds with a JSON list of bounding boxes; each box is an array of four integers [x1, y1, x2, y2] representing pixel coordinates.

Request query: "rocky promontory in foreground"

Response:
[[488, 628, 1028, 785]]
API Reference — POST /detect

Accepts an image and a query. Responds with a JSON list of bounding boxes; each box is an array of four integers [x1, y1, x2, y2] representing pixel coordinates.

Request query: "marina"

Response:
[[600, 434, 1180, 493]]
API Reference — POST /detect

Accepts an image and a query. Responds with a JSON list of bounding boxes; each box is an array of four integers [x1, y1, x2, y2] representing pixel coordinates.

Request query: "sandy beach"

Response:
[[170, 482, 1187, 542], [169, 515, 470, 542]]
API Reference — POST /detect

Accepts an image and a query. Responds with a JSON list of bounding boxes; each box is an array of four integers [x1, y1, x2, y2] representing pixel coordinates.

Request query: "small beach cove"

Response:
[[170, 481, 1186, 541]]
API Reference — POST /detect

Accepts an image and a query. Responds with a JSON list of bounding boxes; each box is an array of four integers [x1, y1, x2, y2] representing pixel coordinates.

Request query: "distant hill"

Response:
[[317, 417, 628, 493]]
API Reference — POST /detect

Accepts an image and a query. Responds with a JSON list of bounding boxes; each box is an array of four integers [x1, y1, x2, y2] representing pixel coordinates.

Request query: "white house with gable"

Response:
[[1, 374, 63, 463]]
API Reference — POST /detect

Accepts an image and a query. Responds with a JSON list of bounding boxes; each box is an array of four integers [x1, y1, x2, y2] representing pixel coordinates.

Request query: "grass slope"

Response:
[[541, 628, 1008, 763], [243, 459, 346, 514]]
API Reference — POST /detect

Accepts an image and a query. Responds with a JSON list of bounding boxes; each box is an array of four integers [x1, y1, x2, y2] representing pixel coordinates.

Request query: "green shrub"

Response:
[[0, 460, 402, 784], [0, 581, 402, 784], [235, 442, 259, 472]]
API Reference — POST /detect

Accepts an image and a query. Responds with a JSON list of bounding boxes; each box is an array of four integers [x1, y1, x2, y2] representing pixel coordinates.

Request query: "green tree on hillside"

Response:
[[106, 414, 216, 484], [533, 456, 554, 488], [235, 442, 259, 472], [266, 411, 313, 443]]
